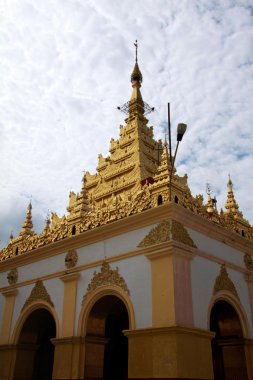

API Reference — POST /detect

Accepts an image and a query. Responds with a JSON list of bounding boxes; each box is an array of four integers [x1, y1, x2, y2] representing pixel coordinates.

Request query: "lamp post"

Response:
[[169, 123, 187, 202]]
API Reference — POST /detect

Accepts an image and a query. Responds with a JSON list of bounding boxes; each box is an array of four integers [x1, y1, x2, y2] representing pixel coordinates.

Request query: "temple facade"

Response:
[[0, 50, 253, 380]]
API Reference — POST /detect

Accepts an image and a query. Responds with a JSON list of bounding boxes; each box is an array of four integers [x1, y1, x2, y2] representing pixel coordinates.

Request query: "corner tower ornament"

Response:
[[82, 261, 130, 304]]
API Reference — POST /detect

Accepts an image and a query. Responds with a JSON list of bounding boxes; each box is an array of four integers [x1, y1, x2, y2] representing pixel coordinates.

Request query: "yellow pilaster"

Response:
[[60, 272, 80, 337], [52, 273, 81, 379], [146, 242, 194, 327], [0, 289, 17, 344]]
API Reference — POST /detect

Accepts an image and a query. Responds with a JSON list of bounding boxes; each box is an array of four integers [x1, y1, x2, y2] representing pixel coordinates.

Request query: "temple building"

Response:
[[0, 46, 253, 380]]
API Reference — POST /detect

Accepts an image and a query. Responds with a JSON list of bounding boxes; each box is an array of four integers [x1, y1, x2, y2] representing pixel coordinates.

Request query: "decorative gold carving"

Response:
[[83, 261, 130, 303], [244, 254, 253, 271], [7, 268, 18, 285], [65, 249, 78, 269], [22, 279, 54, 310], [138, 219, 197, 248], [213, 264, 239, 299]]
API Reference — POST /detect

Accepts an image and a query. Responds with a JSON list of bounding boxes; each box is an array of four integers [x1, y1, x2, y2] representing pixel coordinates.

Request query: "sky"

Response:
[[0, 0, 253, 248]]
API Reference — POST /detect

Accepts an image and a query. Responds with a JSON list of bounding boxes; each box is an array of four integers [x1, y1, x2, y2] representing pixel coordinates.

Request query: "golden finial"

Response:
[[164, 134, 168, 147], [159, 138, 170, 169], [41, 212, 51, 235], [45, 212, 51, 227], [82, 170, 87, 186], [76, 171, 89, 212], [19, 201, 34, 236], [131, 40, 142, 84], [134, 40, 138, 63], [228, 173, 233, 191], [206, 183, 214, 216], [224, 175, 239, 215]]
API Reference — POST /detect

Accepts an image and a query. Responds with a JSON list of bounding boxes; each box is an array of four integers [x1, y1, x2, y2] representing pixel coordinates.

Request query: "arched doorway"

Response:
[[13, 308, 56, 380], [84, 295, 129, 380], [210, 300, 248, 380]]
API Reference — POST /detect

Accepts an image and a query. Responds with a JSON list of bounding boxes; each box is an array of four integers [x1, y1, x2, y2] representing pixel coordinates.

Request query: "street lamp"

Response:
[[169, 122, 187, 202]]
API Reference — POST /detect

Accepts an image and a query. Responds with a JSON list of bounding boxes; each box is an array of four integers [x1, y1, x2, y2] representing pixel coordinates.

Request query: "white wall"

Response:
[[191, 256, 218, 330], [0, 271, 8, 288], [187, 228, 245, 267], [76, 224, 156, 265]]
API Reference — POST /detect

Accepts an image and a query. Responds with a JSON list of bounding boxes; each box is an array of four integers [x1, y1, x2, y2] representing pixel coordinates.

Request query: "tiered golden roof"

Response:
[[0, 50, 252, 261]]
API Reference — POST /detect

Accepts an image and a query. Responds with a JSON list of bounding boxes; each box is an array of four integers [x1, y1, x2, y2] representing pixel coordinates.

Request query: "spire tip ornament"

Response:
[[134, 39, 138, 63], [131, 40, 142, 84]]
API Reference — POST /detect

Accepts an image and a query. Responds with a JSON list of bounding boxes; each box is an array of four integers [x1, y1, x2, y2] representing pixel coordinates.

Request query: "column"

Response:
[[52, 272, 81, 380], [146, 242, 194, 327], [0, 289, 18, 380]]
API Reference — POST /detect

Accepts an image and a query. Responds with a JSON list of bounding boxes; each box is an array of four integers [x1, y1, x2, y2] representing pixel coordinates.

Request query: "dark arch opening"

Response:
[[157, 195, 163, 206], [15, 247, 19, 255], [242, 230, 245, 237], [174, 195, 179, 204], [210, 300, 248, 380], [84, 295, 129, 380], [13, 308, 56, 380], [72, 225, 76, 235]]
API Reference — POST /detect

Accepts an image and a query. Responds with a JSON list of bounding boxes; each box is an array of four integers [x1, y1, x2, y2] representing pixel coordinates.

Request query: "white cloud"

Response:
[[0, 0, 253, 247]]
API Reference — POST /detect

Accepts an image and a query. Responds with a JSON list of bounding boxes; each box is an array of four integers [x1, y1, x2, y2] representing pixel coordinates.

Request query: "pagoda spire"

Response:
[[67, 172, 90, 223], [222, 175, 252, 236], [224, 175, 240, 218], [19, 202, 34, 236], [161, 139, 170, 168], [42, 213, 51, 234], [77, 172, 90, 212]]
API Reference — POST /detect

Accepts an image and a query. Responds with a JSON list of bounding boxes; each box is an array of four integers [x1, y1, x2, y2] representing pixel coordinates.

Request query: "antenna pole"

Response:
[[168, 103, 172, 162]]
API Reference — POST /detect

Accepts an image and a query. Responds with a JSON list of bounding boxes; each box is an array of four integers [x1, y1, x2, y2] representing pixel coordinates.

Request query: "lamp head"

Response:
[[177, 123, 187, 141]]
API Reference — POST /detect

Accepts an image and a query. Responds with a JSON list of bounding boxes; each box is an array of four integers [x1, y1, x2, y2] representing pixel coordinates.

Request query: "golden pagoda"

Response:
[[0, 45, 252, 262], [0, 43, 253, 380]]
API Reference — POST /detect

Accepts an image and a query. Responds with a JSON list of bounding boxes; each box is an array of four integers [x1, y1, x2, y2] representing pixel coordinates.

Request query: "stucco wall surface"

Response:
[[76, 224, 156, 265], [187, 228, 245, 267]]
